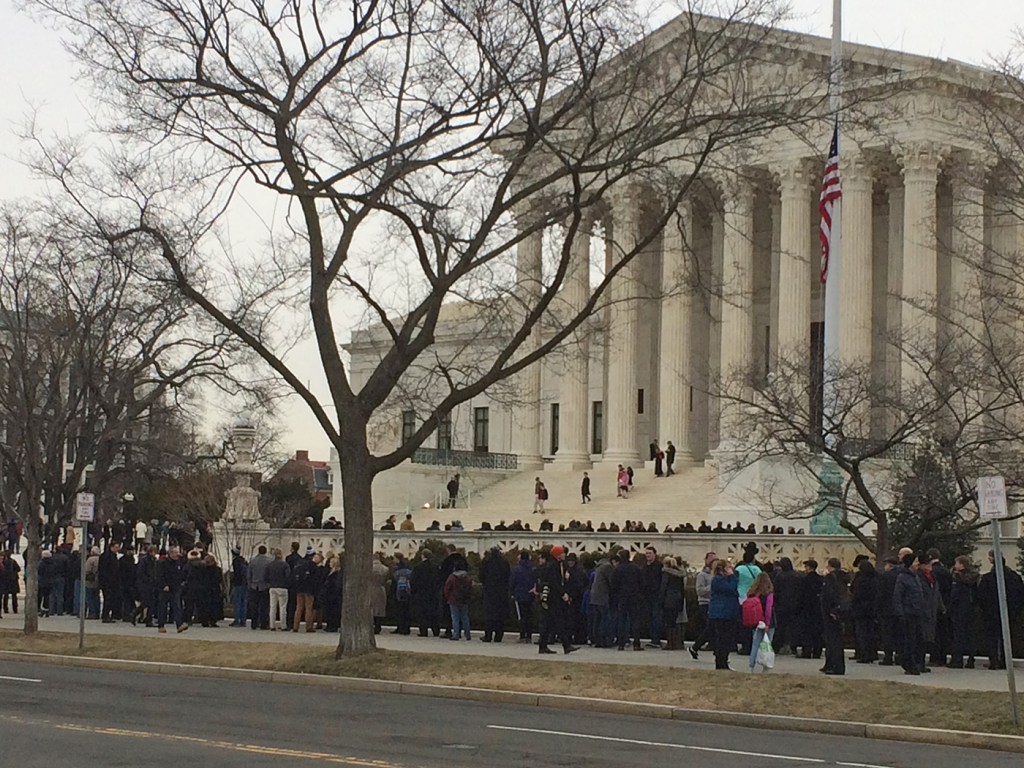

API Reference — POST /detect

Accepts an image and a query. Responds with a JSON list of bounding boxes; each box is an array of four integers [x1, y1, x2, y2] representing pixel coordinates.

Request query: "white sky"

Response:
[[1, 0, 1021, 460]]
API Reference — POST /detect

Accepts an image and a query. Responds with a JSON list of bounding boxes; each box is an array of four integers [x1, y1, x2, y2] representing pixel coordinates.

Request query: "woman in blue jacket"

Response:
[[709, 560, 740, 670]]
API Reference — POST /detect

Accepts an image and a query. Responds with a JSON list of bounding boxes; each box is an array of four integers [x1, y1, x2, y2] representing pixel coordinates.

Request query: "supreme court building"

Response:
[[337, 17, 1022, 519]]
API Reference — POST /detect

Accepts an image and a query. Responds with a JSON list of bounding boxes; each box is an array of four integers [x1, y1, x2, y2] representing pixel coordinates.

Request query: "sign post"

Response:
[[75, 493, 95, 652], [977, 476, 1020, 728]]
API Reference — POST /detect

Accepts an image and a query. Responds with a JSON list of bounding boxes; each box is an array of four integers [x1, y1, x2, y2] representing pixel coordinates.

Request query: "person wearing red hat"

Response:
[[537, 546, 579, 655]]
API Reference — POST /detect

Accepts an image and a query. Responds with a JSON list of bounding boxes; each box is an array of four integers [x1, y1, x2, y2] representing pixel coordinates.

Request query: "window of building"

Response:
[[637, 388, 644, 414], [591, 401, 603, 455], [550, 403, 560, 455], [436, 413, 452, 452], [401, 410, 416, 446], [473, 407, 489, 452]]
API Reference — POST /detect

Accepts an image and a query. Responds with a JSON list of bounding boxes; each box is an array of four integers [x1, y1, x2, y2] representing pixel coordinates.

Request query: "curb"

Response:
[[2, 649, 1023, 753]]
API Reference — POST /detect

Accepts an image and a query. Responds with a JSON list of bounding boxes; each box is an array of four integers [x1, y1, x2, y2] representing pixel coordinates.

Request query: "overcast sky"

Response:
[[1, 0, 1021, 461]]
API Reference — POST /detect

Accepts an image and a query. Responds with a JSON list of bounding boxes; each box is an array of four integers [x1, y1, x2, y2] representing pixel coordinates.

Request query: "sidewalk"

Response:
[[9, 613, 1019, 693]]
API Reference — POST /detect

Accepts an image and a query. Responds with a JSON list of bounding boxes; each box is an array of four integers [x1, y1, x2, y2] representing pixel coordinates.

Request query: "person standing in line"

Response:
[[118, 545, 137, 623], [443, 555, 472, 641], [820, 558, 849, 675], [98, 541, 122, 622], [156, 546, 189, 634], [411, 549, 440, 637], [689, 551, 716, 659], [266, 548, 291, 630], [893, 552, 925, 675], [510, 550, 536, 643], [246, 545, 273, 630], [135, 545, 158, 627], [947, 555, 978, 669], [875, 555, 899, 665], [927, 548, 953, 667], [479, 547, 511, 643], [659, 556, 687, 650], [850, 558, 879, 663], [229, 546, 248, 627], [746, 572, 775, 672], [609, 551, 643, 651], [708, 559, 739, 670], [918, 556, 945, 671], [640, 545, 664, 648], [446, 474, 460, 509], [371, 554, 390, 634], [665, 441, 676, 477], [798, 559, 824, 660], [537, 545, 579, 655], [588, 555, 613, 647], [580, 472, 591, 504], [134, 519, 148, 552], [292, 551, 321, 633], [390, 552, 414, 635], [284, 542, 303, 629]]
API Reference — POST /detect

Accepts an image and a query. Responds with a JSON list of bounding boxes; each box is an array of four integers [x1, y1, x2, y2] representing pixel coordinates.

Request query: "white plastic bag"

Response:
[[756, 635, 775, 670]]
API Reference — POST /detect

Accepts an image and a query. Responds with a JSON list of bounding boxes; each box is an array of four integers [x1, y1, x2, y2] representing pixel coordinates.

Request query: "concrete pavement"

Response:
[[1, 658, 1021, 767], [9, 613, 1021, 692]]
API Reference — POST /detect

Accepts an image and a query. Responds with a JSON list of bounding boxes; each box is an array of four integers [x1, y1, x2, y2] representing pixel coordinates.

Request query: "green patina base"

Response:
[[811, 456, 844, 535]]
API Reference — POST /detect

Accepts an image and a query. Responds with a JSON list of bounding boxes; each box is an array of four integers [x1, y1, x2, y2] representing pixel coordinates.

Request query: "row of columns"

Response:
[[513, 143, 999, 466]]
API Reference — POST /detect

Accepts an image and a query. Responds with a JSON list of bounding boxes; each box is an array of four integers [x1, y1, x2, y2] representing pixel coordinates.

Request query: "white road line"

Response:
[[486, 724, 830, 764], [0, 675, 42, 683]]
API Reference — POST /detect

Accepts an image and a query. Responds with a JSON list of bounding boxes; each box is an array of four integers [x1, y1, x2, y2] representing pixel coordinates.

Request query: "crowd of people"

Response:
[[6, 530, 1024, 679], [384, 516, 803, 535]]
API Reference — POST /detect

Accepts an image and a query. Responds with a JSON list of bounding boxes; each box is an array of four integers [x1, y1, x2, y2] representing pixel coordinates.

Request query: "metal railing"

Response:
[[412, 447, 518, 471]]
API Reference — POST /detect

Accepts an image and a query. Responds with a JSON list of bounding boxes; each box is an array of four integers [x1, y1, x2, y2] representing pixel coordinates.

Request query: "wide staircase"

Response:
[[451, 461, 721, 530]]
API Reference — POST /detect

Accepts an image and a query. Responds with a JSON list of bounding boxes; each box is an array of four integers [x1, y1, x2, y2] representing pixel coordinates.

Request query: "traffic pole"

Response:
[[991, 520, 1020, 728], [78, 522, 87, 651]]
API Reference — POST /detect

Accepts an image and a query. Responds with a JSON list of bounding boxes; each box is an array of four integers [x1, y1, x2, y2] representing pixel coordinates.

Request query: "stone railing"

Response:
[[411, 447, 518, 471], [230, 529, 885, 567]]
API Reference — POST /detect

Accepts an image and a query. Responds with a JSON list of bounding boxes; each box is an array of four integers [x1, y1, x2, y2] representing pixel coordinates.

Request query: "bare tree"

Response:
[[23, 0, 843, 654], [715, 309, 1024, 558], [0, 204, 250, 633]]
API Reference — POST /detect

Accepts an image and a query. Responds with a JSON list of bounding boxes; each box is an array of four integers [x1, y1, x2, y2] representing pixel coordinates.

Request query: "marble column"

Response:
[[839, 154, 874, 366], [884, 179, 905, 426], [718, 186, 755, 446], [602, 191, 642, 463], [775, 161, 814, 361], [510, 212, 544, 468], [657, 201, 695, 461], [554, 218, 592, 467], [950, 158, 986, 336], [900, 144, 942, 385]]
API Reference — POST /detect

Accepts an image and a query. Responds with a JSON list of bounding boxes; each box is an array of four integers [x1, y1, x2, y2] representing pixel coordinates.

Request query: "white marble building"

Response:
[[331, 19, 1022, 525]]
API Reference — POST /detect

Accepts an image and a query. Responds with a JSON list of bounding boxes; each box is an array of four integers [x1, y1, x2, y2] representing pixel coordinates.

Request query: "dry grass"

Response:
[[2, 629, 1022, 735]]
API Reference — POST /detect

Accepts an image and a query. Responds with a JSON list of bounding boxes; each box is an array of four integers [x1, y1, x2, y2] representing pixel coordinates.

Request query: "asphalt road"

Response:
[[0, 660, 1018, 768]]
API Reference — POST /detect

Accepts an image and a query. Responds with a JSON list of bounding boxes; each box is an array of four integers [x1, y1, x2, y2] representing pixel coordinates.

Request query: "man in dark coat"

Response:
[[98, 542, 122, 622], [978, 550, 1024, 670], [948, 555, 978, 669], [49, 546, 69, 616], [640, 546, 664, 648], [797, 560, 823, 659], [438, 544, 461, 638], [875, 555, 900, 665], [564, 553, 588, 644], [820, 558, 849, 675], [229, 547, 249, 626], [509, 551, 536, 642], [537, 546, 579, 655], [118, 546, 137, 623], [479, 547, 511, 642], [892, 552, 925, 675], [850, 559, 879, 662], [157, 546, 189, 633], [136, 546, 158, 626], [770, 557, 802, 655], [926, 548, 953, 666], [609, 550, 643, 651], [411, 550, 440, 637]]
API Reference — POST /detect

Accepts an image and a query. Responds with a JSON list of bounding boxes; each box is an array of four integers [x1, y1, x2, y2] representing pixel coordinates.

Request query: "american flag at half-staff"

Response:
[[819, 121, 842, 284]]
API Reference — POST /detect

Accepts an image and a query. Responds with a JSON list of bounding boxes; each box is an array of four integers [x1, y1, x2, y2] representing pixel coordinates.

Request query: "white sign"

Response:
[[978, 476, 1008, 520], [75, 493, 95, 523]]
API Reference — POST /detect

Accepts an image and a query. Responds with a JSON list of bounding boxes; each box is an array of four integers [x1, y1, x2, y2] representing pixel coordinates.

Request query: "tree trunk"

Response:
[[336, 422, 377, 658], [22, 511, 41, 635], [875, 513, 892, 564]]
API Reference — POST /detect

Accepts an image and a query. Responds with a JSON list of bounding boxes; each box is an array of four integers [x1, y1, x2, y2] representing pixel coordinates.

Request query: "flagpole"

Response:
[[812, 0, 844, 534], [823, 0, 842, 385]]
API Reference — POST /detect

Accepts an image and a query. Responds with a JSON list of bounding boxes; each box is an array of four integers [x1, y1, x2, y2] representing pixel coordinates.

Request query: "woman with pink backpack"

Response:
[[742, 573, 776, 672]]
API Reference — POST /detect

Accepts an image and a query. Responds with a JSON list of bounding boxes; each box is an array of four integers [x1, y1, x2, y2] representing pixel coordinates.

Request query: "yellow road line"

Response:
[[2, 714, 400, 767]]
